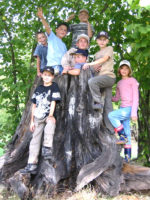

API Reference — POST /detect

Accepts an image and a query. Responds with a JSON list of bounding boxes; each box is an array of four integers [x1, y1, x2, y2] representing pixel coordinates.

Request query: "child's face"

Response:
[[76, 38, 89, 49], [96, 36, 109, 49], [74, 54, 87, 63], [119, 65, 130, 78], [78, 11, 89, 22], [56, 25, 68, 39], [42, 71, 54, 84], [37, 33, 47, 45]]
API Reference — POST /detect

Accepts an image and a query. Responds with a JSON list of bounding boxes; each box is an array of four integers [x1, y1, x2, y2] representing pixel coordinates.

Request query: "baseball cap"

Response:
[[76, 34, 89, 43], [96, 31, 109, 39], [42, 66, 54, 75], [119, 60, 131, 69], [71, 49, 88, 57], [79, 9, 89, 14]]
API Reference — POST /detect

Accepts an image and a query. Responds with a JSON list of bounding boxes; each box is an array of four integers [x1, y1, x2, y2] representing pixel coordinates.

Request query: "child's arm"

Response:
[[36, 56, 42, 76], [112, 87, 120, 102], [37, 8, 51, 35], [131, 79, 139, 121], [87, 20, 93, 38], [65, 13, 75, 22], [63, 68, 80, 76], [47, 101, 56, 123], [83, 55, 110, 69], [30, 103, 36, 132]]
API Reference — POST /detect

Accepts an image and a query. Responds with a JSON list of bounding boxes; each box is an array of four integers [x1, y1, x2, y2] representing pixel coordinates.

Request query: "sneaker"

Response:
[[42, 146, 55, 162], [116, 135, 128, 145], [92, 103, 103, 111], [124, 155, 130, 163], [20, 164, 37, 174]]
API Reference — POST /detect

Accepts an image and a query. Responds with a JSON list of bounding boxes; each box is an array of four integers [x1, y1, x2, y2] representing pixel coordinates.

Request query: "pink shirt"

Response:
[[112, 77, 139, 117]]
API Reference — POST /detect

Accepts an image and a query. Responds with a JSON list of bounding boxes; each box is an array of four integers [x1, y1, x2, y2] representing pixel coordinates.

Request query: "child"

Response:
[[108, 60, 139, 162], [65, 9, 94, 47], [61, 34, 89, 71], [37, 8, 68, 75], [83, 31, 116, 133], [21, 67, 61, 174], [34, 32, 48, 76], [63, 48, 88, 75]]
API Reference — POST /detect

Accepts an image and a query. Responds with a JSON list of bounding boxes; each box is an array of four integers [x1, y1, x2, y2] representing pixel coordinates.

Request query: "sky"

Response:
[[140, 0, 150, 7]]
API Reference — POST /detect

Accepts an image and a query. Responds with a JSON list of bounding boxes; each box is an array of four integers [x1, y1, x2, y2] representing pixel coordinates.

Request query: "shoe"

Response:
[[92, 103, 103, 111], [42, 146, 55, 162], [116, 135, 128, 145], [124, 147, 131, 162], [20, 164, 37, 174]]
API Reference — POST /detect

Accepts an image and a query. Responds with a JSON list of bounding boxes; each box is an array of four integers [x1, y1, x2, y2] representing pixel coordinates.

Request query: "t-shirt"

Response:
[[74, 63, 85, 69], [47, 31, 67, 66], [112, 77, 139, 117], [31, 82, 61, 119], [69, 22, 94, 47], [33, 44, 48, 70], [95, 46, 115, 79]]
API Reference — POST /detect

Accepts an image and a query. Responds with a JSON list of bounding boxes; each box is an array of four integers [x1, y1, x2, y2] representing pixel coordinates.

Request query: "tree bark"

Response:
[[1, 70, 150, 199]]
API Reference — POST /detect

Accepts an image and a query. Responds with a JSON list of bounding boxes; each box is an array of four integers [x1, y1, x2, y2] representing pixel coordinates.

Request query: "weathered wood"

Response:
[[1, 70, 150, 199]]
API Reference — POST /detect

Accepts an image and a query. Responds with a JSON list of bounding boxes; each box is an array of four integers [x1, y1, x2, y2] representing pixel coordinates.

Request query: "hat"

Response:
[[43, 67, 54, 75], [119, 60, 131, 69], [76, 34, 89, 43], [79, 9, 89, 14], [96, 31, 109, 39], [71, 49, 88, 57]]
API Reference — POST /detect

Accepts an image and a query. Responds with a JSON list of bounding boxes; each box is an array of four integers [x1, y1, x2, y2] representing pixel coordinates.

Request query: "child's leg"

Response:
[[103, 87, 115, 133], [123, 119, 131, 162], [108, 107, 131, 144], [28, 118, 45, 164], [88, 75, 115, 109], [43, 119, 56, 148]]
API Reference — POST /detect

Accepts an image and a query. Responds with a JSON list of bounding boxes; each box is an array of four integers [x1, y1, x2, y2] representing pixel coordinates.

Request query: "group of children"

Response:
[[21, 8, 139, 174]]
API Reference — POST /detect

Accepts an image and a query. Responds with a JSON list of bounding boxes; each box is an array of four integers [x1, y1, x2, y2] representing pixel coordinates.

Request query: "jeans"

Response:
[[108, 107, 131, 145]]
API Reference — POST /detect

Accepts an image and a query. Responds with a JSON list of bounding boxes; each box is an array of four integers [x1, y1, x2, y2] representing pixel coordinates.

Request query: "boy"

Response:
[[21, 67, 61, 174], [34, 32, 48, 76], [63, 49, 88, 75], [65, 9, 94, 47], [83, 31, 116, 132], [37, 8, 68, 75], [61, 34, 89, 71]]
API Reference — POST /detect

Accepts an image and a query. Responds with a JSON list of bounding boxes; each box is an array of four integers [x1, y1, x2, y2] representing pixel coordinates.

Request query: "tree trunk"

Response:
[[1, 70, 150, 199]]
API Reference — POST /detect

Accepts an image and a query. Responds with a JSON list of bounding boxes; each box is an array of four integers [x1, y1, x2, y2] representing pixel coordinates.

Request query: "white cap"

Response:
[[79, 9, 89, 14], [119, 60, 131, 69], [76, 34, 89, 43]]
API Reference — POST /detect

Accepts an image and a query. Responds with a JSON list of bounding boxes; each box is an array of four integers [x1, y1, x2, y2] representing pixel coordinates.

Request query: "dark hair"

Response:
[[35, 31, 46, 38], [56, 22, 69, 31]]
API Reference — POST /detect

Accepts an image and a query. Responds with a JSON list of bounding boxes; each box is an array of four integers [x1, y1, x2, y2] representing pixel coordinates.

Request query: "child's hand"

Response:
[[83, 63, 90, 70], [30, 121, 35, 132], [37, 8, 43, 19], [94, 64, 102, 72], [131, 116, 137, 122], [66, 14, 75, 22], [62, 69, 68, 74], [47, 116, 56, 123]]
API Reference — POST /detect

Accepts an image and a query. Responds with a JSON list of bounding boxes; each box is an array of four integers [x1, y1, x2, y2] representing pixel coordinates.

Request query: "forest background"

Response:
[[0, 0, 150, 166]]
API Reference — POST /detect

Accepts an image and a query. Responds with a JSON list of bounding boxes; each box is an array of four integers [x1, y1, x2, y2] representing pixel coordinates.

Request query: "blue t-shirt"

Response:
[[74, 63, 85, 69], [47, 31, 67, 66], [34, 44, 48, 70]]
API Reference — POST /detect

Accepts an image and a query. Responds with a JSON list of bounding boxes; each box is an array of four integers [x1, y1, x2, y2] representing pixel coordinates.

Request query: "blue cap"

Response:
[[71, 49, 88, 57], [42, 66, 54, 75], [96, 31, 109, 39]]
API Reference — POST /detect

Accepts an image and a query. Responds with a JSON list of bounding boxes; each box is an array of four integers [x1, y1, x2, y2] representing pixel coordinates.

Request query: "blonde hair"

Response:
[[118, 65, 132, 77]]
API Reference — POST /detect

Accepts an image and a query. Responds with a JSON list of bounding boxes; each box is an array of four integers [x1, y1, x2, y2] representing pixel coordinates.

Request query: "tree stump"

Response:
[[0, 69, 150, 199]]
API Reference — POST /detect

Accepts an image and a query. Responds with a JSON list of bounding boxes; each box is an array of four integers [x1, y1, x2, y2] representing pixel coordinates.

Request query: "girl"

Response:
[[108, 60, 139, 162]]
